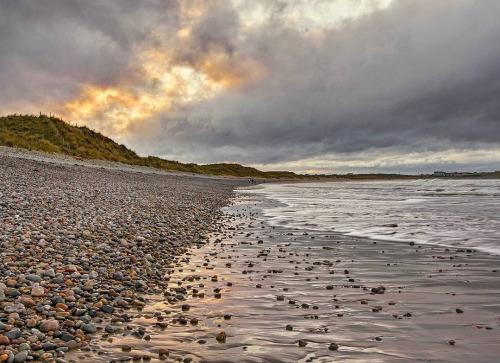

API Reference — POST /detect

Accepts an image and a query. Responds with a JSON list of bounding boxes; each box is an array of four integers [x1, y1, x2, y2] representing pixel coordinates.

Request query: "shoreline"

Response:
[[69, 192, 500, 362], [3, 146, 498, 184], [240, 181, 500, 257]]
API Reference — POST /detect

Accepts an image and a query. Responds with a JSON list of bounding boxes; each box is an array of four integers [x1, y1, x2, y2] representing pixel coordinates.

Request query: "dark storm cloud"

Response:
[[1, 0, 500, 171], [130, 0, 500, 169]]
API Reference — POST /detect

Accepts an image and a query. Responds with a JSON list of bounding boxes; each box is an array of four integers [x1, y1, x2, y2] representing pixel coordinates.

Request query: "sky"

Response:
[[1, 0, 500, 174]]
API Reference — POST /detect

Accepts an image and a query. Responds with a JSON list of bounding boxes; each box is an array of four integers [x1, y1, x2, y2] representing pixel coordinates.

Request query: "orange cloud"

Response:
[[54, 0, 266, 139], [56, 49, 263, 138]]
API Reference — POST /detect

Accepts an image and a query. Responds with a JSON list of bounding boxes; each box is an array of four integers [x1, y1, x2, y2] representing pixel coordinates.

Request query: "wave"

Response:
[[240, 179, 500, 256]]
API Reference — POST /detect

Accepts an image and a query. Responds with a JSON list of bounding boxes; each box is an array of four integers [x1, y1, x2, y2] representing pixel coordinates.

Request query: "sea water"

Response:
[[242, 179, 500, 255]]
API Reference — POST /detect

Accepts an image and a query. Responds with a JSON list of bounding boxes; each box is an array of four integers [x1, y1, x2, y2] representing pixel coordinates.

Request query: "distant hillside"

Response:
[[0, 114, 299, 178]]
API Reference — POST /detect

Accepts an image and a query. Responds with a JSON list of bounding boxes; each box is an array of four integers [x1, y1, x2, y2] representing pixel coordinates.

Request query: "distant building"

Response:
[[433, 171, 478, 177]]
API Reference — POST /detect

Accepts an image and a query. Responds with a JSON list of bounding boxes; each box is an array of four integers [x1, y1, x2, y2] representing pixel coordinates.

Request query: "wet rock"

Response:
[[216, 331, 227, 343], [328, 342, 339, 351], [61, 333, 75, 342], [104, 325, 116, 334], [158, 348, 169, 359], [371, 286, 386, 294], [101, 305, 114, 314], [65, 340, 79, 349], [190, 318, 199, 325]]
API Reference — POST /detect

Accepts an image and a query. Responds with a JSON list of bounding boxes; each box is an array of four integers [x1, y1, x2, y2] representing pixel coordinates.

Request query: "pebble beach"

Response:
[[0, 148, 241, 362]]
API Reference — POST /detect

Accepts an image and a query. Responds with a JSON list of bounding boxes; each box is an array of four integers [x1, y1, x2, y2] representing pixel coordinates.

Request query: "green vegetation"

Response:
[[3, 114, 497, 180], [0, 114, 299, 178]]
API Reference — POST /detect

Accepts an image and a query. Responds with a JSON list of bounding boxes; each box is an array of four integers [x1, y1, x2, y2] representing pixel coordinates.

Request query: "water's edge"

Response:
[[241, 180, 500, 256], [68, 190, 500, 362]]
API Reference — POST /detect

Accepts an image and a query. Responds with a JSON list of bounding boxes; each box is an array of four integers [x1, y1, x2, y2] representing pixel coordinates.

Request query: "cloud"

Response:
[[0, 0, 177, 108], [1, 0, 500, 172]]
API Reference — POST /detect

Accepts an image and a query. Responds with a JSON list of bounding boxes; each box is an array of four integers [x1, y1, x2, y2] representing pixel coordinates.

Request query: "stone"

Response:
[[31, 286, 45, 297], [5, 289, 20, 298], [26, 274, 42, 283], [328, 343, 339, 351], [61, 333, 75, 342], [40, 319, 59, 332], [158, 348, 169, 358], [42, 269, 56, 278], [65, 340, 79, 349], [19, 296, 35, 307], [18, 343, 30, 351], [39, 353, 54, 361], [13, 351, 29, 363], [216, 331, 226, 343], [5, 328, 21, 340], [0, 335, 10, 345], [101, 305, 114, 314], [81, 324, 97, 334], [104, 325, 116, 334], [371, 286, 386, 294], [4, 303, 25, 314], [42, 342, 57, 351]]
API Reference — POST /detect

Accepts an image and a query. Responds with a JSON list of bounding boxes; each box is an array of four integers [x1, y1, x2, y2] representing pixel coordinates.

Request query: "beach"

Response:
[[1, 149, 500, 363], [67, 193, 500, 363], [0, 148, 242, 362]]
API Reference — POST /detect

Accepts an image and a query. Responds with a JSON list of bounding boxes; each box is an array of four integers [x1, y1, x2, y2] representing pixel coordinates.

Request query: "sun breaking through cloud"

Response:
[[55, 1, 266, 138]]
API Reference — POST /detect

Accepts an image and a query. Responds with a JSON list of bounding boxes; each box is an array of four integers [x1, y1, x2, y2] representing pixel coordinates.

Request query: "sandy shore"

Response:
[[0, 149, 243, 362]]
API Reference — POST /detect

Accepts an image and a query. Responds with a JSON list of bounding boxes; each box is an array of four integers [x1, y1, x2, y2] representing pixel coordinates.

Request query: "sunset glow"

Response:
[[56, 0, 266, 138]]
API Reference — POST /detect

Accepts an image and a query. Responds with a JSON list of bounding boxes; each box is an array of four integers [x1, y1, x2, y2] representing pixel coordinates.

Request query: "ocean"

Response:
[[242, 179, 500, 255]]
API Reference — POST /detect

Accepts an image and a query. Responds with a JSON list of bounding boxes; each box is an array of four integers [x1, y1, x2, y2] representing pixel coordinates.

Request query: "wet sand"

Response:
[[68, 193, 500, 363]]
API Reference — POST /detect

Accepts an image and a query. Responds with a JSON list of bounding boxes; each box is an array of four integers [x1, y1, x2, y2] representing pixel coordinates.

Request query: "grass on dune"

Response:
[[0, 114, 299, 178]]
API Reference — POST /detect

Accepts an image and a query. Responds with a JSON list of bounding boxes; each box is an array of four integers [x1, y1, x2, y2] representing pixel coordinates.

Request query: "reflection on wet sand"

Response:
[[70, 195, 500, 363]]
